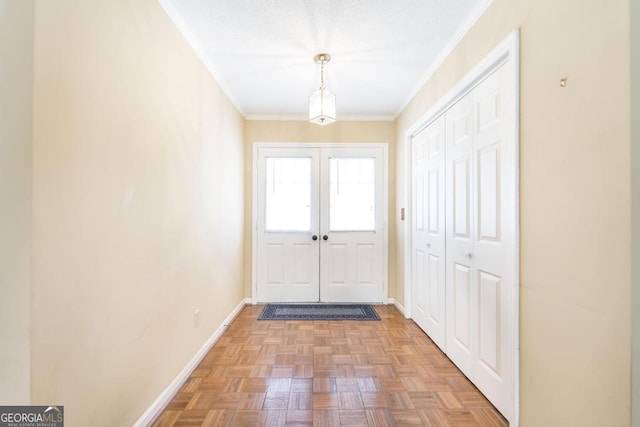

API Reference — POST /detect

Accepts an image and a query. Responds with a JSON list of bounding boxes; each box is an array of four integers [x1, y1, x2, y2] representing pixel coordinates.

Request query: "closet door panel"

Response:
[[445, 94, 475, 378], [453, 262, 472, 353], [471, 63, 515, 418], [478, 144, 501, 243], [478, 270, 501, 377], [411, 116, 446, 350], [453, 157, 471, 239]]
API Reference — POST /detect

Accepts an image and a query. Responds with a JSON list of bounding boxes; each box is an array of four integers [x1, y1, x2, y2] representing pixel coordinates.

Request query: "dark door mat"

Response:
[[258, 304, 380, 321]]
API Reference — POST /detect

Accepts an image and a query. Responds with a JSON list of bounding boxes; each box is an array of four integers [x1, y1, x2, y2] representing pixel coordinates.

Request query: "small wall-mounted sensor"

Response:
[[560, 78, 567, 87]]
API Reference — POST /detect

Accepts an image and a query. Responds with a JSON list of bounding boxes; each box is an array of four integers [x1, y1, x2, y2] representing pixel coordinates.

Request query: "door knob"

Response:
[[322, 235, 329, 241], [464, 251, 473, 258], [312, 235, 318, 241]]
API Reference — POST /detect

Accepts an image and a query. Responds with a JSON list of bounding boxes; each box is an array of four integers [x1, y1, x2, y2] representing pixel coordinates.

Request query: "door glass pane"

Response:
[[265, 157, 312, 231], [329, 157, 375, 231]]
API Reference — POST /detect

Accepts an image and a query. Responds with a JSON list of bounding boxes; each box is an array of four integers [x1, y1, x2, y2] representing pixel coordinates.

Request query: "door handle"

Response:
[[464, 251, 473, 259], [312, 235, 318, 241], [322, 235, 329, 241]]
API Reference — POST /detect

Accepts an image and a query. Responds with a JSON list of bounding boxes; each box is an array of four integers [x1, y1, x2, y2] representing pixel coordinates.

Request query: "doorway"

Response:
[[252, 143, 388, 303]]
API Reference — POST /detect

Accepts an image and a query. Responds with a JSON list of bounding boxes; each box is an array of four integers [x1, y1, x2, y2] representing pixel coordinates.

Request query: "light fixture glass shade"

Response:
[[309, 87, 336, 126]]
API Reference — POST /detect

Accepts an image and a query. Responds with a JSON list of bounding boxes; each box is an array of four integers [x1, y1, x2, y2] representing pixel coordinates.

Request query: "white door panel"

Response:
[[477, 144, 501, 242], [453, 262, 472, 351], [411, 115, 446, 350], [320, 148, 385, 302], [446, 93, 475, 377], [478, 270, 501, 377], [427, 254, 441, 323], [445, 63, 514, 417], [257, 148, 320, 302], [453, 157, 471, 238], [471, 63, 515, 417], [260, 240, 320, 301]]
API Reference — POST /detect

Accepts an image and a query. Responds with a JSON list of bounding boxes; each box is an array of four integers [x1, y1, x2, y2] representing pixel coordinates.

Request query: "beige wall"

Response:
[[396, 0, 631, 425], [631, 0, 639, 424], [243, 120, 396, 300], [0, 0, 34, 404], [6, 0, 635, 424], [31, 0, 244, 425]]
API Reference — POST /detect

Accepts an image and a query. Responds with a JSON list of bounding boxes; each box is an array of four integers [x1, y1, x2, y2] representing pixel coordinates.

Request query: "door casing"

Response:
[[251, 142, 389, 304]]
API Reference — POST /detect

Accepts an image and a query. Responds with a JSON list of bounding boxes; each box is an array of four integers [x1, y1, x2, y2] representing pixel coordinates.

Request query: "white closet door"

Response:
[[445, 63, 515, 419], [445, 93, 475, 377], [411, 115, 446, 350], [471, 63, 515, 419]]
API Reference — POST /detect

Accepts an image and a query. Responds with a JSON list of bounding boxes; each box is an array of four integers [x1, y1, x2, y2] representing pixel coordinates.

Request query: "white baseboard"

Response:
[[388, 298, 406, 316], [134, 298, 251, 427]]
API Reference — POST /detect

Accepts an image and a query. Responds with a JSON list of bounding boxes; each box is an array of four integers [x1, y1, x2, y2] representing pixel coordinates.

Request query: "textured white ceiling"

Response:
[[159, 0, 491, 120]]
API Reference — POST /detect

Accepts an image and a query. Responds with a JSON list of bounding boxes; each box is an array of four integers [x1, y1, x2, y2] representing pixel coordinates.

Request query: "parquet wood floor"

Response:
[[152, 305, 508, 426]]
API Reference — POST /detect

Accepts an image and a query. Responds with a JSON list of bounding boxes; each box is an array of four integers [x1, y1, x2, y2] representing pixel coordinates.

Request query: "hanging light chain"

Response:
[[314, 53, 331, 89]]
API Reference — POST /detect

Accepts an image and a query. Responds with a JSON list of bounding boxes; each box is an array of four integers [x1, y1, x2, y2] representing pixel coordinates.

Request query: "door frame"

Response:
[[403, 30, 520, 425], [252, 142, 389, 304]]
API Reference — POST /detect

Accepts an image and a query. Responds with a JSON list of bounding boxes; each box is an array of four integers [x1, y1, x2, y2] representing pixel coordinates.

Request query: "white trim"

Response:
[[382, 145, 390, 304], [394, 0, 495, 118], [133, 298, 250, 427], [403, 133, 413, 320], [387, 298, 406, 317], [254, 142, 389, 149], [245, 114, 396, 122], [156, 0, 247, 117], [403, 30, 519, 426], [251, 144, 259, 303], [252, 142, 389, 304], [404, 32, 517, 139], [156, 0, 493, 123], [512, 30, 521, 427]]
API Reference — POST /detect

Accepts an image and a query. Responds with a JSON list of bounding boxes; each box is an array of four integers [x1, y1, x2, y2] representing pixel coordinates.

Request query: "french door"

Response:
[[254, 144, 387, 303]]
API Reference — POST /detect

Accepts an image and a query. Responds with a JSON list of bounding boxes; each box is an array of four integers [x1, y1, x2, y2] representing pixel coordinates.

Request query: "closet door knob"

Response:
[[322, 235, 329, 241], [464, 251, 473, 259], [312, 235, 318, 241]]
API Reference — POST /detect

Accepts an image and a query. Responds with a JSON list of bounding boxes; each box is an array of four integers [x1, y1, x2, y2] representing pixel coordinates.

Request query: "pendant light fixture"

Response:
[[309, 53, 336, 125]]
